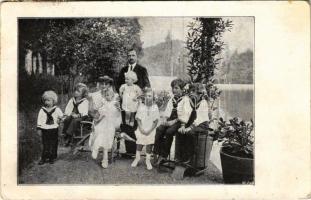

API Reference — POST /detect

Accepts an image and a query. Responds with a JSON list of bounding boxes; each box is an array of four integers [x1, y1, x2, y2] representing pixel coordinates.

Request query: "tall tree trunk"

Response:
[[32, 52, 36, 75], [36, 52, 40, 74], [41, 51, 47, 74], [37, 52, 43, 74]]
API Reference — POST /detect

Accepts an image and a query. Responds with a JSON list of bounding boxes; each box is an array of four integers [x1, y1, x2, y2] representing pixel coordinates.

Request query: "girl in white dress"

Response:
[[131, 88, 160, 170], [89, 87, 121, 168]]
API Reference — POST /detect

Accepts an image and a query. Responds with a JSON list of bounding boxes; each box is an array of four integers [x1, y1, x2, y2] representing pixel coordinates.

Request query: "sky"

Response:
[[139, 17, 254, 53]]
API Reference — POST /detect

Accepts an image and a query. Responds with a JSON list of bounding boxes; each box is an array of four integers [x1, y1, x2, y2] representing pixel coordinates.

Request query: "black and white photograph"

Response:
[[17, 16, 254, 184], [1, 1, 310, 199]]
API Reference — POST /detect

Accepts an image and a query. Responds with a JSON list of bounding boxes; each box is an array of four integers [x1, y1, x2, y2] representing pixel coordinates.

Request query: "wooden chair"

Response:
[[72, 120, 94, 154]]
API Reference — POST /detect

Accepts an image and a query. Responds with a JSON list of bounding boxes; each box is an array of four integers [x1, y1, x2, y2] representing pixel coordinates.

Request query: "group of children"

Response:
[[37, 71, 212, 171]]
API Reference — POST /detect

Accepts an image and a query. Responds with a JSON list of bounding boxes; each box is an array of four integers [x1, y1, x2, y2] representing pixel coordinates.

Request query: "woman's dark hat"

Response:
[[97, 75, 113, 84]]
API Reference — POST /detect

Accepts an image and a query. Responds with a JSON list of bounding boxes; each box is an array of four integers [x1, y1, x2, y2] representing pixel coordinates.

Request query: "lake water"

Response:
[[216, 84, 254, 121]]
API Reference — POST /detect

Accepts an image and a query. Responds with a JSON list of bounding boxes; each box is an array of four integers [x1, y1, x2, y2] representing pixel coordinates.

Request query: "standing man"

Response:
[[117, 48, 151, 156], [117, 48, 150, 91]]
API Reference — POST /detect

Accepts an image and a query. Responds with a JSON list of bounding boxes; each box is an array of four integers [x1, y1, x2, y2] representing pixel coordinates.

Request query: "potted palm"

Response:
[[214, 117, 254, 184]]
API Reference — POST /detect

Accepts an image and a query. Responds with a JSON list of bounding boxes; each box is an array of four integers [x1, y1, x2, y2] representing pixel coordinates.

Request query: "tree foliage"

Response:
[[186, 18, 233, 101], [19, 18, 143, 92], [18, 18, 142, 111], [45, 18, 142, 81]]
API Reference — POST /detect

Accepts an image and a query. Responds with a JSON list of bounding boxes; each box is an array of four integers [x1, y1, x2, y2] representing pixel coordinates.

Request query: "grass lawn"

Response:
[[19, 146, 223, 184]]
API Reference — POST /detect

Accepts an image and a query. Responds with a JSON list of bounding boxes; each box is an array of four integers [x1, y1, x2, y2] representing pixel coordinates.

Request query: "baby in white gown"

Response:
[[89, 88, 121, 168]]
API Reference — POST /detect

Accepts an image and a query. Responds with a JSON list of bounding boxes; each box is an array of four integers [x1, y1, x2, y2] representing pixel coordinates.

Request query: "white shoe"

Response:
[[131, 158, 140, 167], [146, 159, 152, 170], [92, 150, 98, 159], [101, 159, 108, 169]]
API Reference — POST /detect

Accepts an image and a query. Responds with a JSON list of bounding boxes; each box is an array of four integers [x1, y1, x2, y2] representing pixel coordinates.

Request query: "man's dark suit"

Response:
[[116, 63, 151, 92]]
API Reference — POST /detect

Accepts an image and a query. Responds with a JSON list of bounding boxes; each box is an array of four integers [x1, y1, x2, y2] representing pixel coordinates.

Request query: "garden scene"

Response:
[[18, 17, 254, 184]]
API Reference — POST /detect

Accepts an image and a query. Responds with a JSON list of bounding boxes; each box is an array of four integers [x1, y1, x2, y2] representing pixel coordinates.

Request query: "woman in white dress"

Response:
[[89, 87, 121, 168], [131, 88, 160, 170]]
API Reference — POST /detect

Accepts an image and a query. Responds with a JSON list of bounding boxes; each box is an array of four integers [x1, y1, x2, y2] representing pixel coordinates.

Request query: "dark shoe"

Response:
[[156, 156, 166, 167], [49, 159, 55, 164], [38, 160, 46, 165], [152, 155, 159, 165]]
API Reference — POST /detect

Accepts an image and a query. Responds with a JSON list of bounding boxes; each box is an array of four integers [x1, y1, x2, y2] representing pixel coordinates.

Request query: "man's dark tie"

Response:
[[42, 107, 56, 125]]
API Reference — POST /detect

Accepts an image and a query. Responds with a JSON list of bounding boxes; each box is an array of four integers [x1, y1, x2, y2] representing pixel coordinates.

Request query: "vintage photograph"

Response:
[[18, 17, 254, 184]]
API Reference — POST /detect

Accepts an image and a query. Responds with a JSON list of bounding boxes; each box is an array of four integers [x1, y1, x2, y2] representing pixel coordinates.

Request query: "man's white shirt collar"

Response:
[[128, 63, 137, 72]]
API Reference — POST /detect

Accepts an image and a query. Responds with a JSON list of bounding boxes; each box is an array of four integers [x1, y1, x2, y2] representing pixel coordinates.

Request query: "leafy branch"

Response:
[[186, 18, 233, 102]]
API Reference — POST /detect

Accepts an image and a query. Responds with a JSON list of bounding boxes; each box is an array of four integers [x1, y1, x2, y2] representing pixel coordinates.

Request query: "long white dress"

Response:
[[89, 96, 121, 151], [135, 103, 160, 145]]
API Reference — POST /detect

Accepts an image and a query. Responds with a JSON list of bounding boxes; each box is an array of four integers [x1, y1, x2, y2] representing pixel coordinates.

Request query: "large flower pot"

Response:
[[220, 147, 254, 184]]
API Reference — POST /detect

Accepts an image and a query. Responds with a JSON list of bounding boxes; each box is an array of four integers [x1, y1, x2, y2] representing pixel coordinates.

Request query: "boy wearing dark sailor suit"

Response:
[[62, 83, 89, 146], [176, 83, 211, 163], [37, 90, 63, 165], [153, 79, 186, 166]]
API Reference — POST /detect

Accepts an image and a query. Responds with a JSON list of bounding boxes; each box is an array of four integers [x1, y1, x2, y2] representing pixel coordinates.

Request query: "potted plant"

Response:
[[214, 117, 254, 184]]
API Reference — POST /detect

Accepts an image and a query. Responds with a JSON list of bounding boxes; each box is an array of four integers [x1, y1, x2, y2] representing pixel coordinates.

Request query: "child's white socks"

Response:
[[91, 149, 98, 159], [101, 159, 108, 168], [146, 153, 152, 170], [131, 151, 141, 167], [101, 149, 109, 169]]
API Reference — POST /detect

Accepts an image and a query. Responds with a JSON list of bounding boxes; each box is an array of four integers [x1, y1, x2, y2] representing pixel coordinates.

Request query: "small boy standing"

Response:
[[37, 90, 63, 165], [153, 79, 186, 166]]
